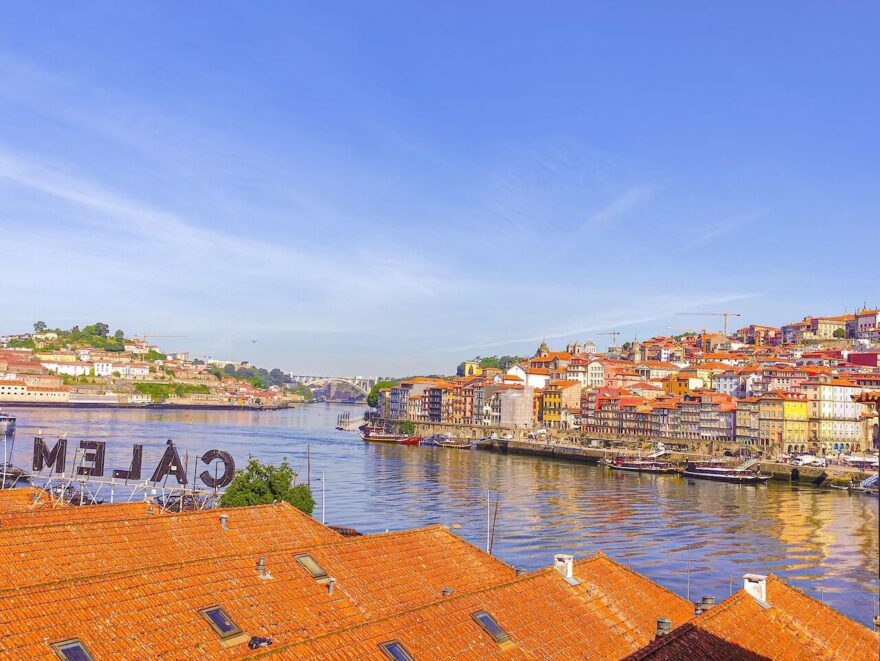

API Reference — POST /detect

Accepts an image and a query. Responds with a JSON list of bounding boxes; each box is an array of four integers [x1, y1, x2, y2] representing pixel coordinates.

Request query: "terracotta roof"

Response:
[[0, 487, 67, 515], [0, 525, 514, 659], [627, 575, 879, 660], [0, 502, 339, 590], [0, 500, 152, 529], [257, 553, 694, 660]]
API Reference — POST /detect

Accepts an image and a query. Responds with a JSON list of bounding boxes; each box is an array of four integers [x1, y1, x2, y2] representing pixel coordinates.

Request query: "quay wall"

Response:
[[382, 420, 872, 486]]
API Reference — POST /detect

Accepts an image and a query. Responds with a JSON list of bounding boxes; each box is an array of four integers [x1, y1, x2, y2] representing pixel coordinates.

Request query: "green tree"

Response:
[[219, 458, 314, 514], [33, 321, 47, 332], [367, 380, 395, 408], [479, 356, 501, 369], [833, 328, 845, 339], [94, 322, 110, 337], [399, 421, 416, 435], [114, 329, 125, 342]]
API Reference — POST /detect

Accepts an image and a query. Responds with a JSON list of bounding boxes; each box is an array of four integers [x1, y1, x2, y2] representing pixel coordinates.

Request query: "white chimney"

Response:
[[743, 574, 768, 604], [554, 554, 574, 580]]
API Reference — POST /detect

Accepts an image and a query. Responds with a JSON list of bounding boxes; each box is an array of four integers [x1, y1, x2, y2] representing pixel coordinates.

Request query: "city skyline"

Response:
[[2, 3, 879, 374]]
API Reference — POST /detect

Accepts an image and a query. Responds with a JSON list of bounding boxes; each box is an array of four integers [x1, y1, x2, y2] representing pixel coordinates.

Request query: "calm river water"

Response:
[[4, 403, 879, 626]]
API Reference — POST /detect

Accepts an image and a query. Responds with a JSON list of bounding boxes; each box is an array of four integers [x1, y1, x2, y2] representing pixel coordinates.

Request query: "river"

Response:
[[3, 403, 878, 627]]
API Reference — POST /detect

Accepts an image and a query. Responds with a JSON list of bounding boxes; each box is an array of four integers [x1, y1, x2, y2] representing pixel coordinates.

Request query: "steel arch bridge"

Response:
[[288, 374, 387, 397]]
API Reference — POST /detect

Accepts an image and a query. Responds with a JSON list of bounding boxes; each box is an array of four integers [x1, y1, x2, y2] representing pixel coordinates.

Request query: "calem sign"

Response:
[[32, 437, 235, 488]]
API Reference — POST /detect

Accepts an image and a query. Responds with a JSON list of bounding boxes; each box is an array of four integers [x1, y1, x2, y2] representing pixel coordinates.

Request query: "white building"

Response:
[[506, 364, 551, 389], [41, 361, 93, 377], [802, 377, 866, 453], [93, 362, 114, 377], [499, 387, 534, 428]]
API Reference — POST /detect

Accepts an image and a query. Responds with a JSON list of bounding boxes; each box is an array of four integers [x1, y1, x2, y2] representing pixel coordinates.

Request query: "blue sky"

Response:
[[1, 2, 878, 375]]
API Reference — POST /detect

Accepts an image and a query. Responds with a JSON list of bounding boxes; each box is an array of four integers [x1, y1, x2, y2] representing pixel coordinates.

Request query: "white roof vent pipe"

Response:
[[554, 554, 580, 586], [743, 574, 770, 608]]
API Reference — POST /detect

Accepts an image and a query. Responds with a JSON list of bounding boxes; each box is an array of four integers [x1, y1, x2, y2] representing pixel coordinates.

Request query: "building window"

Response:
[[50, 639, 94, 661], [199, 606, 243, 639]]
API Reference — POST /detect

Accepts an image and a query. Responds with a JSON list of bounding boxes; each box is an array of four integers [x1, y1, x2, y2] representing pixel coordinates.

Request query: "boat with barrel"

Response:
[[682, 459, 770, 484], [358, 426, 420, 445]]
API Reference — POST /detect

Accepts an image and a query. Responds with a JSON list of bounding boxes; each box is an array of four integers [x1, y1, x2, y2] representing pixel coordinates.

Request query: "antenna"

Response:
[[686, 546, 691, 601]]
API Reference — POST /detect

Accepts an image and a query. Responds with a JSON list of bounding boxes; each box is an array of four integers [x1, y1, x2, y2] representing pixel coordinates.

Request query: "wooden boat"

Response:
[[603, 456, 678, 474], [682, 461, 770, 484], [359, 427, 406, 444]]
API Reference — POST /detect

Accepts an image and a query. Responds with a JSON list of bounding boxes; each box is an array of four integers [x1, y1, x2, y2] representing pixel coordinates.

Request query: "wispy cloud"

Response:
[[579, 184, 655, 233], [439, 291, 760, 354], [681, 208, 769, 251]]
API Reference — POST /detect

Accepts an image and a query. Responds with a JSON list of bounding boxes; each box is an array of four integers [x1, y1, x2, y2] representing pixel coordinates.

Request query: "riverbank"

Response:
[[0, 401, 297, 411], [476, 438, 873, 487]]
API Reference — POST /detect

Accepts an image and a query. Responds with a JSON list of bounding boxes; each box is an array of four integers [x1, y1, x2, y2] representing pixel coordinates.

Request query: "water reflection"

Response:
[[4, 404, 878, 626]]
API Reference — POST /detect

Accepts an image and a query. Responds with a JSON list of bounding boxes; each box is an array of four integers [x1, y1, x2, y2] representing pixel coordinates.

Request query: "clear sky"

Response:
[[1, 2, 878, 376]]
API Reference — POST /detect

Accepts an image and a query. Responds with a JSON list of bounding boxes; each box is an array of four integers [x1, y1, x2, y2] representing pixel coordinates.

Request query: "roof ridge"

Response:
[[765, 574, 877, 635], [0, 523, 464, 596], [591, 554, 696, 606], [0, 500, 288, 534]]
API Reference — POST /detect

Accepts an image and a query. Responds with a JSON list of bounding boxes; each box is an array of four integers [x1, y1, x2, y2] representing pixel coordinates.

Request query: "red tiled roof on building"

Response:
[[627, 574, 878, 661], [0, 501, 340, 590], [257, 553, 694, 661]]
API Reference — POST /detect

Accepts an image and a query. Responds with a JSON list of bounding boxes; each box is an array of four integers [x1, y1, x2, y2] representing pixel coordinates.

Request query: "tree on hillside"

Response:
[[833, 328, 845, 339], [400, 421, 416, 435], [114, 329, 125, 342], [94, 322, 110, 337], [479, 357, 501, 369], [219, 458, 314, 514], [33, 321, 47, 332], [367, 380, 395, 408]]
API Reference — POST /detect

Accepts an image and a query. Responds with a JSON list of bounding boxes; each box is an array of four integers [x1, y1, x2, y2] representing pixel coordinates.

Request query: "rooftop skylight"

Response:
[[199, 606, 243, 639], [471, 610, 510, 644], [50, 639, 94, 661], [295, 553, 328, 580], [378, 640, 414, 661]]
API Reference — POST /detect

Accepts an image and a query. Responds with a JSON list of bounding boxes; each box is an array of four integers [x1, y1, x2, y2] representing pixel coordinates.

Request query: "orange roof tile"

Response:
[[628, 575, 879, 660], [0, 500, 152, 529], [0, 501, 339, 590], [0, 525, 514, 659], [257, 553, 694, 661], [0, 487, 67, 515]]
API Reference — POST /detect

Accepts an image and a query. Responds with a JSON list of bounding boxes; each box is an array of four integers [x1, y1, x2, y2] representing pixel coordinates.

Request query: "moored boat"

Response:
[[682, 460, 770, 484], [359, 426, 412, 444], [439, 437, 474, 450], [603, 456, 678, 474]]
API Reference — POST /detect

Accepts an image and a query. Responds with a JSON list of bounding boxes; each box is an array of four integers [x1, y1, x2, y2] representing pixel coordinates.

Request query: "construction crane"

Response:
[[134, 334, 189, 359], [676, 311, 741, 337], [598, 330, 620, 349]]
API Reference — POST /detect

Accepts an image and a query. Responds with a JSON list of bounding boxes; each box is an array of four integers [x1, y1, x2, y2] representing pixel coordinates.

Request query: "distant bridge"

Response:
[[287, 374, 390, 397]]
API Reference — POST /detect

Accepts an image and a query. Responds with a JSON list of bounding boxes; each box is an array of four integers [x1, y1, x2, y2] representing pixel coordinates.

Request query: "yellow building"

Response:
[[460, 361, 482, 377], [33, 351, 78, 363], [663, 373, 703, 397], [781, 393, 808, 452], [541, 387, 560, 428], [760, 392, 808, 456]]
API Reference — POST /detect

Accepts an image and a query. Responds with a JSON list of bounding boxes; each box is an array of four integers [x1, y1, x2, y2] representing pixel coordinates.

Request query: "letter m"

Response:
[[33, 437, 67, 473]]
